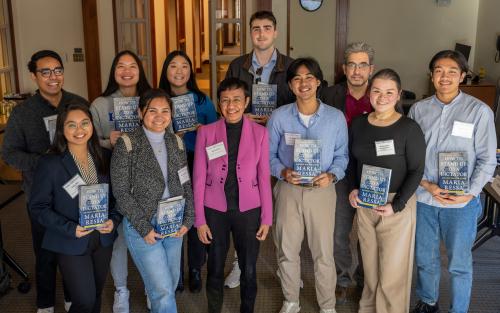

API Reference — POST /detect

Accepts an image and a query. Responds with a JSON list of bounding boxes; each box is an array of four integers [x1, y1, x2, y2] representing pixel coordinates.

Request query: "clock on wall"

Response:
[[300, 0, 323, 12]]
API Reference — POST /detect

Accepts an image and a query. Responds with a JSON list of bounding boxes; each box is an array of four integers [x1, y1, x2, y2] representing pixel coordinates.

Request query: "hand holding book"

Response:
[[96, 219, 114, 234], [421, 180, 473, 205], [281, 168, 302, 185], [75, 225, 94, 238], [144, 229, 164, 245]]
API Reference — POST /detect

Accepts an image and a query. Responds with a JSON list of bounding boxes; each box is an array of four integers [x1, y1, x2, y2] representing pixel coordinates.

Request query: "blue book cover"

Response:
[[172, 94, 198, 132], [358, 165, 392, 209], [251, 84, 277, 116], [156, 196, 185, 238], [293, 139, 321, 185], [113, 97, 140, 133], [438, 151, 468, 195], [78, 184, 109, 229]]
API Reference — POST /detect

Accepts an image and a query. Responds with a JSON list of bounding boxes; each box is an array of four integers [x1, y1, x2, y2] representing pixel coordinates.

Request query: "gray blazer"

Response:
[[110, 127, 194, 237]]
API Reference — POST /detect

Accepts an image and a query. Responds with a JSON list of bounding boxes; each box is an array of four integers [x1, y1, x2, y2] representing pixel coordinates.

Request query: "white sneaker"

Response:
[[64, 301, 72, 312], [279, 301, 300, 313], [146, 294, 151, 310], [224, 261, 241, 288], [113, 288, 130, 313], [36, 308, 54, 313], [319, 309, 337, 313]]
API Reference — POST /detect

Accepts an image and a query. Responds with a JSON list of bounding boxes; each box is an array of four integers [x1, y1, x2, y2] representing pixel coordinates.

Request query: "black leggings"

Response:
[[57, 231, 112, 313]]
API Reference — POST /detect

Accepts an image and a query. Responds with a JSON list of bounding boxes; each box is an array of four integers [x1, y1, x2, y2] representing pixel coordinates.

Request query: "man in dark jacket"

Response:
[[320, 42, 375, 302], [2, 50, 87, 313], [225, 10, 295, 124]]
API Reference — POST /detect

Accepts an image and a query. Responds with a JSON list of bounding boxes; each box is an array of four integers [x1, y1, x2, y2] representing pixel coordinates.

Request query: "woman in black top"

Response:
[[348, 69, 425, 313]]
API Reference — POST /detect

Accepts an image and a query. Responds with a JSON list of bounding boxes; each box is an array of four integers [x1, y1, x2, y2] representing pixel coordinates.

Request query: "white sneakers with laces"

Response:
[[279, 301, 300, 313], [113, 287, 130, 313], [224, 260, 241, 288]]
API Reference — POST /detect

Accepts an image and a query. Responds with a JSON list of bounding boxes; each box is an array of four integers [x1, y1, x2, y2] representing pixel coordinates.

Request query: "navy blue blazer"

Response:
[[29, 149, 121, 255]]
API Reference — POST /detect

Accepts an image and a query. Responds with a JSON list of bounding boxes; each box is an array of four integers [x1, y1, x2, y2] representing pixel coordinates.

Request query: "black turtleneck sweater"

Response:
[[224, 119, 243, 211]]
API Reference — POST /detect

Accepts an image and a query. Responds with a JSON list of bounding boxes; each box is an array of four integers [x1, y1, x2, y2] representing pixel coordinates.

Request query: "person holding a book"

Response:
[[267, 57, 348, 313], [29, 101, 121, 313], [2, 50, 88, 313], [110, 88, 194, 313], [89, 50, 151, 313], [409, 50, 497, 313], [158, 50, 218, 293], [193, 78, 272, 313], [348, 69, 425, 313]]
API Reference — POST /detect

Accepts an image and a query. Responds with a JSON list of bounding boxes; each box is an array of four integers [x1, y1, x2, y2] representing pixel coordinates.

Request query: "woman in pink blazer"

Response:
[[193, 78, 272, 313]]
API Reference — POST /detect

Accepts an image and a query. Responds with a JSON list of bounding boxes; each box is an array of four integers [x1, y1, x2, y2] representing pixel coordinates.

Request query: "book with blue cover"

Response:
[[113, 97, 140, 133], [172, 93, 198, 132], [251, 84, 277, 116], [358, 165, 392, 209], [78, 184, 109, 229], [438, 151, 468, 195], [293, 139, 321, 185], [156, 196, 185, 238]]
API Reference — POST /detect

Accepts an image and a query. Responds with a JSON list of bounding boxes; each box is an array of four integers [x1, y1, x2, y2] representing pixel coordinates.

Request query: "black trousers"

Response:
[[180, 150, 207, 275], [205, 207, 261, 313], [57, 231, 112, 313], [28, 206, 71, 308]]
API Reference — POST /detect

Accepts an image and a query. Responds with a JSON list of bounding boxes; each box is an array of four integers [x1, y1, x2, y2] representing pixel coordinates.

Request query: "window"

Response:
[[0, 0, 16, 99]]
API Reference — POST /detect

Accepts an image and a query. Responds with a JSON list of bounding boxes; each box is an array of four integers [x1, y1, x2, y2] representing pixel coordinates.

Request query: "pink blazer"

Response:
[[193, 116, 272, 227]]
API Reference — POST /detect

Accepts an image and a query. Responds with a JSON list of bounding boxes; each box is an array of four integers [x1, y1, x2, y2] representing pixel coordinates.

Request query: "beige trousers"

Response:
[[357, 194, 417, 313], [273, 180, 337, 310]]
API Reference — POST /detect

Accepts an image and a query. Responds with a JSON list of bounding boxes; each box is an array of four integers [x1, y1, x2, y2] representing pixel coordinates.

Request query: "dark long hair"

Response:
[[49, 101, 109, 175], [158, 50, 207, 105], [102, 50, 151, 97]]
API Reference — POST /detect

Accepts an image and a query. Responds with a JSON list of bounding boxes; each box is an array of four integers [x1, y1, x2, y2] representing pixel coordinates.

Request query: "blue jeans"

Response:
[[110, 223, 128, 289], [415, 198, 482, 313], [123, 218, 182, 313]]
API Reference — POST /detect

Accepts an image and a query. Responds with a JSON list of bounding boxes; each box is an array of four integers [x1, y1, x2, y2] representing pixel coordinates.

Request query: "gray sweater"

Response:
[[110, 127, 194, 237], [1, 90, 87, 198], [90, 90, 123, 149]]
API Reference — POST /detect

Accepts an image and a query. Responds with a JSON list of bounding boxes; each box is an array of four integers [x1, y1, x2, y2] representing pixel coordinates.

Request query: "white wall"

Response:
[[474, 0, 500, 84], [348, 0, 480, 98], [11, 0, 88, 99], [97, 0, 116, 91]]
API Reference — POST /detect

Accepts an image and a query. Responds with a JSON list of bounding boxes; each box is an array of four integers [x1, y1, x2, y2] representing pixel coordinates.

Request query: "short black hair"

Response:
[[27, 50, 64, 74], [286, 57, 324, 83], [249, 10, 277, 28], [428, 50, 469, 74], [217, 77, 250, 100], [139, 88, 172, 114]]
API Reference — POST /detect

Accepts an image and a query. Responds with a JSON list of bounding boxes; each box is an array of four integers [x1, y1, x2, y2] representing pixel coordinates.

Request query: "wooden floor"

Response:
[[1, 185, 500, 312]]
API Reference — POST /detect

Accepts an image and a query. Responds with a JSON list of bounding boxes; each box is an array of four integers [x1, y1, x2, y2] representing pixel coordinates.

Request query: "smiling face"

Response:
[[139, 97, 172, 133], [219, 87, 249, 124], [31, 56, 64, 99], [288, 65, 321, 102], [114, 54, 140, 89], [250, 18, 278, 52], [63, 109, 93, 149], [166, 55, 191, 90], [431, 57, 466, 99], [369, 78, 401, 115]]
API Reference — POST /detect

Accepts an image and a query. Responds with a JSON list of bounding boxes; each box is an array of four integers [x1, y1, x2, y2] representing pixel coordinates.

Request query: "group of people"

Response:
[[1, 9, 497, 313]]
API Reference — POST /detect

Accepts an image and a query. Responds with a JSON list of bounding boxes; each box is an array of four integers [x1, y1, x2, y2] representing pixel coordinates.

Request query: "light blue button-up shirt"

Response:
[[267, 101, 349, 181], [251, 49, 277, 84], [408, 92, 497, 208]]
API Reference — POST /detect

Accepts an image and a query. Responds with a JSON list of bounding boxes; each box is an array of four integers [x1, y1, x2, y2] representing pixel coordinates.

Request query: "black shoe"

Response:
[[176, 271, 185, 293], [189, 268, 202, 293], [412, 300, 440, 313]]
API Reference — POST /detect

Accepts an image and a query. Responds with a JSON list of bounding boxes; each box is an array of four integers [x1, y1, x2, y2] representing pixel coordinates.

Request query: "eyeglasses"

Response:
[[254, 67, 263, 84], [220, 97, 244, 107], [65, 119, 92, 130], [36, 67, 64, 78], [345, 62, 371, 70]]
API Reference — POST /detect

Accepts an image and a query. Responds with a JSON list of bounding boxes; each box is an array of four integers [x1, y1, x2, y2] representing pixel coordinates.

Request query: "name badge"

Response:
[[375, 140, 395, 156], [451, 121, 474, 139], [206, 142, 227, 160], [178, 166, 190, 185], [63, 174, 86, 198], [285, 133, 301, 146]]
